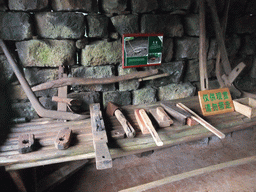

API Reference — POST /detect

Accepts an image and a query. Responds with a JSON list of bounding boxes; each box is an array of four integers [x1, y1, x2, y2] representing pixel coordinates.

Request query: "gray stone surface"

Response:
[[0, 12, 32, 41], [51, 0, 98, 12], [118, 65, 139, 91], [184, 59, 215, 82], [229, 0, 248, 15], [101, 0, 127, 14], [175, 37, 208, 60], [246, 0, 256, 15], [240, 35, 255, 56], [207, 39, 217, 60], [193, 79, 220, 91], [81, 39, 122, 66], [24, 68, 59, 97], [71, 65, 116, 92], [184, 14, 199, 36], [24, 68, 58, 86], [131, 0, 158, 13], [162, 38, 174, 63], [35, 12, 85, 39], [0, 0, 7, 11], [8, 0, 48, 11], [141, 14, 183, 37], [0, 54, 13, 81], [11, 102, 38, 120], [9, 85, 28, 101], [229, 15, 256, 34], [226, 35, 241, 56], [111, 15, 139, 36], [87, 15, 109, 38], [68, 91, 100, 111], [133, 87, 157, 105], [16, 40, 76, 67], [250, 56, 256, 78], [158, 82, 196, 101], [145, 61, 185, 87], [159, 0, 191, 12], [103, 91, 131, 108], [39, 97, 57, 110]]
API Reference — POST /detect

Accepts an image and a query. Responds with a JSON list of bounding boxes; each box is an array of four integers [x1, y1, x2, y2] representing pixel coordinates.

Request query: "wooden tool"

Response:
[[149, 107, 173, 127], [176, 103, 225, 139], [18, 133, 35, 154], [160, 102, 198, 127], [54, 127, 72, 150], [106, 102, 136, 138], [233, 97, 256, 118], [90, 103, 112, 170], [134, 109, 163, 146]]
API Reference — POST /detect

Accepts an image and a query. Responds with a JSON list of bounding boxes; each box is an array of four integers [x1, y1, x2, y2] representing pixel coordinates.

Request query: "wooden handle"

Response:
[[114, 110, 136, 138], [176, 103, 225, 139], [139, 109, 163, 146]]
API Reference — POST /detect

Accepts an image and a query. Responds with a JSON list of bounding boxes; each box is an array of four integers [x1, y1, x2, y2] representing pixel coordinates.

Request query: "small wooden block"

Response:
[[187, 117, 199, 126], [198, 88, 234, 116], [160, 103, 191, 125], [111, 129, 126, 138], [149, 107, 173, 127], [18, 133, 34, 154], [55, 127, 72, 150], [134, 109, 150, 134], [233, 97, 256, 118]]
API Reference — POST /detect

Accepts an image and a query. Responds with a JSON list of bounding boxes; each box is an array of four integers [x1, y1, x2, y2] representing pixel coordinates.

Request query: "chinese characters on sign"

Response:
[[198, 88, 234, 116]]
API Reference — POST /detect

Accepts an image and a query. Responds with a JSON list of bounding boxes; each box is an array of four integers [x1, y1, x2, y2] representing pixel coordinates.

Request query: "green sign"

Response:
[[123, 34, 163, 68]]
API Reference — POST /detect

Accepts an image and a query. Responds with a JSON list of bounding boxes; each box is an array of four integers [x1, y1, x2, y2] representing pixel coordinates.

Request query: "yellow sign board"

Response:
[[198, 88, 234, 116]]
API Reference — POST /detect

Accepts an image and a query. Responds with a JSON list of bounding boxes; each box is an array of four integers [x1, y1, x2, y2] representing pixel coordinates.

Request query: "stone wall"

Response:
[[0, 0, 256, 119]]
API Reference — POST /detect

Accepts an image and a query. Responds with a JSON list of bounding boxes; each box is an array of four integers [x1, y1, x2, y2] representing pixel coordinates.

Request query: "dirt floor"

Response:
[[1, 128, 256, 192]]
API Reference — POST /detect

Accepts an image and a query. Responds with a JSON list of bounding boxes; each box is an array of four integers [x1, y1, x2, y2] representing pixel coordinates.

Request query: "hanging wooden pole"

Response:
[[199, 0, 209, 90]]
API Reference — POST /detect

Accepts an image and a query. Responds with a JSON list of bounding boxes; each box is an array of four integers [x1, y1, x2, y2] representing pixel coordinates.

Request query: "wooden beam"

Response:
[[90, 103, 112, 170], [36, 160, 88, 192]]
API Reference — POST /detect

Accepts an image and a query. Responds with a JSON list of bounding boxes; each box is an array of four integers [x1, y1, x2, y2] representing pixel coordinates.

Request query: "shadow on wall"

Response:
[[0, 71, 14, 147]]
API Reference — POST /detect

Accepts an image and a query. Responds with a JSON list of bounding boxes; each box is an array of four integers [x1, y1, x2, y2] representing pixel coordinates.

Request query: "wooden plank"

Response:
[[119, 155, 256, 192], [8, 170, 28, 192], [90, 103, 112, 170]]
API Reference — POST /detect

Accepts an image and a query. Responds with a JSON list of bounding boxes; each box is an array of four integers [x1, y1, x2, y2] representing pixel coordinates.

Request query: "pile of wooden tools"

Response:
[[106, 101, 226, 149]]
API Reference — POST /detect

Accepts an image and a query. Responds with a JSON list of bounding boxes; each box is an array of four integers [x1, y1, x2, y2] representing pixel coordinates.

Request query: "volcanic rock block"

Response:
[[87, 15, 109, 38], [16, 40, 76, 67], [35, 12, 85, 39], [0, 12, 32, 41]]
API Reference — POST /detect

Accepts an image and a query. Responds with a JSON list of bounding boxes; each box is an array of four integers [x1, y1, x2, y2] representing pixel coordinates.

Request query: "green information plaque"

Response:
[[122, 33, 163, 68]]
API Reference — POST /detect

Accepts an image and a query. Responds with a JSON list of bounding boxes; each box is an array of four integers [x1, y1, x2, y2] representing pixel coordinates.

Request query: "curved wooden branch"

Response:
[[32, 69, 159, 92]]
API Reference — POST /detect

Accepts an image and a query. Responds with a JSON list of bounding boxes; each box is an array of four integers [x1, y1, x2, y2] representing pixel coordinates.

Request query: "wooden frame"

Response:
[[122, 33, 163, 68]]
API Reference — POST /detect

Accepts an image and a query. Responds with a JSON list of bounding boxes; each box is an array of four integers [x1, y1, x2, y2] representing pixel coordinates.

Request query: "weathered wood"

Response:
[[120, 155, 256, 192], [199, 0, 208, 91], [36, 160, 88, 192], [57, 66, 68, 112], [160, 103, 191, 125], [18, 134, 34, 154], [9, 170, 27, 192], [177, 103, 225, 139], [32, 69, 159, 91], [54, 127, 72, 150], [90, 103, 112, 170], [2, 96, 256, 173], [206, 0, 231, 75], [233, 98, 256, 118], [149, 107, 173, 127], [135, 109, 163, 146]]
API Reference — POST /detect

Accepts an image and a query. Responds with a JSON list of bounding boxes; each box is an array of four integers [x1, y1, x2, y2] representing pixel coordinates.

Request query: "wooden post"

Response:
[[199, 0, 208, 91]]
